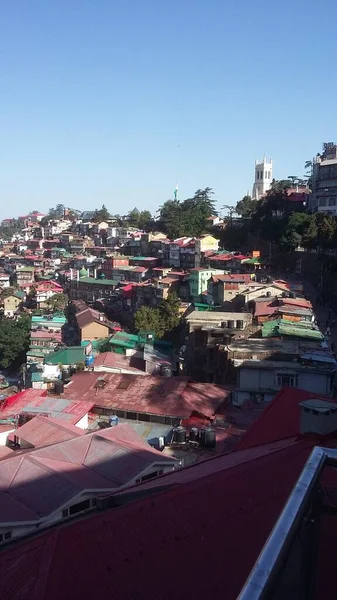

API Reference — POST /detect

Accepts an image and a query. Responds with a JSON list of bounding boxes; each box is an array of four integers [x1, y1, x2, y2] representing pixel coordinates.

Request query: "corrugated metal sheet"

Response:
[[62, 373, 227, 419], [0, 390, 94, 425], [0, 439, 322, 600], [0, 424, 178, 524], [13, 416, 85, 447]]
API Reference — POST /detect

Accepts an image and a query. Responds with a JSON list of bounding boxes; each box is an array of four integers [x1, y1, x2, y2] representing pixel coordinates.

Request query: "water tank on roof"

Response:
[[85, 355, 94, 367], [227, 320, 235, 329], [200, 427, 216, 449], [281, 291, 287, 298], [161, 365, 172, 378], [189, 427, 199, 443], [289, 291, 296, 299], [109, 415, 119, 427], [236, 320, 244, 329], [54, 380, 64, 395], [172, 426, 186, 444], [266, 291, 272, 298]]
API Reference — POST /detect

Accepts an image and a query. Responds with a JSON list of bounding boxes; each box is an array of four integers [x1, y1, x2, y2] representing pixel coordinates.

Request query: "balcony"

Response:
[[237, 446, 337, 600]]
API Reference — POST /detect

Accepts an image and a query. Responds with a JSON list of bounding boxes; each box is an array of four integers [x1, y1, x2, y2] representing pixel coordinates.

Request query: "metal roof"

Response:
[[236, 388, 337, 451], [62, 373, 228, 419], [0, 389, 94, 425], [77, 277, 119, 285], [11, 415, 85, 447], [45, 346, 86, 365], [0, 438, 321, 600], [0, 424, 178, 525]]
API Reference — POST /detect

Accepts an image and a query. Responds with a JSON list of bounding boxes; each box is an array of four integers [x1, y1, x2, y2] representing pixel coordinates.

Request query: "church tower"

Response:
[[252, 157, 273, 200]]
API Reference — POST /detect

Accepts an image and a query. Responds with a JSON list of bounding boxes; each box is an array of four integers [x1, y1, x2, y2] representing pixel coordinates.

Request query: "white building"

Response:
[[252, 157, 273, 200], [232, 358, 335, 406]]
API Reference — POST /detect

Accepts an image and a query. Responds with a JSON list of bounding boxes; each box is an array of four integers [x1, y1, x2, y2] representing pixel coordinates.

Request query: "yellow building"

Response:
[[195, 234, 219, 253]]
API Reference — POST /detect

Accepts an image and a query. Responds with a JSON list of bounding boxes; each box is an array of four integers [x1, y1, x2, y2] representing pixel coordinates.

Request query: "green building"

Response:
[[188, 268, 224, 302]]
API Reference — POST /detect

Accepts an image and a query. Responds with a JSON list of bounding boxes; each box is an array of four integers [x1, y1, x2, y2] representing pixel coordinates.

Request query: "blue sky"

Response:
[[1, 0, 337, 219]]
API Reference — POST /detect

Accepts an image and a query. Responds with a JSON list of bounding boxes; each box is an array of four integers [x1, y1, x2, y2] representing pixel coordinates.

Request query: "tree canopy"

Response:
[[0, 219, 24, 240], [0, 315, 31, 370], [159, 187, 217, 238], [235, 195, 257, 218], [92, 204, 111, 222], [134, 292, 180, 339], [48, 204, 66, 219], [45, 293, 68, 313], [224, 178, 337, 253]]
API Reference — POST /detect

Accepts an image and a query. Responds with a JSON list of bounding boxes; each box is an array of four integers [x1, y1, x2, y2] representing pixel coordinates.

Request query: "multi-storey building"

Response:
[[309, 142, 337, 216]]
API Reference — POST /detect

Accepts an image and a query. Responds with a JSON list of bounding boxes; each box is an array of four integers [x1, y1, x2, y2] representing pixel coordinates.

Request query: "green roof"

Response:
[[92, 337, 109, 350], [45, 346, 86, 365], [17, 266, 34, 271], [78, 277, 119, 286], [14, 290, 25, 299], [109, 332, 140, 349], [278, 323, 324, 340], [31, 313, 66, 324], [194, 302, 219, 311], [242, 257, 262, 265], [26, 350, 47, 358], [262, 319, 324, 340], [130, 256, 152, 260]]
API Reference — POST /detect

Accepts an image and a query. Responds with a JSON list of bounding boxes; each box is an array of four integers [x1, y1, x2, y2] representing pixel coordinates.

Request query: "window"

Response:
[[0, 531, 12, 544], [329, 197, 336, 206], [261, 171, 263, 179], [257, 171, 259, 179], [136, 470, 164, 484], [276, 373, 298, 388], [63, 499, 91, 519], [117, 379, 132, 390]]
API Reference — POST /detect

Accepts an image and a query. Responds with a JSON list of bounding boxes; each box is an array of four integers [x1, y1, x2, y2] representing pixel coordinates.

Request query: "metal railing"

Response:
[[237, 446, 337, 600]]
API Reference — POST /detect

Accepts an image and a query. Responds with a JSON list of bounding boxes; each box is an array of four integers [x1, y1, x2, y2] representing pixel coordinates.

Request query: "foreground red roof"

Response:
[[0, 438, 320, 600], [235, 387, 337, 451]]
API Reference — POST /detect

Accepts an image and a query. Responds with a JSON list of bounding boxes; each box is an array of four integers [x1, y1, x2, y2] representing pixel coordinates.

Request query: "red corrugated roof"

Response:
[[0, 424, 178, 524], [212, 273, 251, 283], [235, 387, 337, 451], [254, 301, 277, 317], [94, 352, 145, 373], [11, 415, 85, 447], [0, 438, 321, 600], [209, 254, 232, 261], [62, 373, 227, 419], [30, 331, 62, 340], [281, 297, 312, 309], [0, 389, 94, 425]]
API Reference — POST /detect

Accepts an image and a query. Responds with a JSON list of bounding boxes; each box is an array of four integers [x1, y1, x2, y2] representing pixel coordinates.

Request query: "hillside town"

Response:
[[1, 146, 337, 599]]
